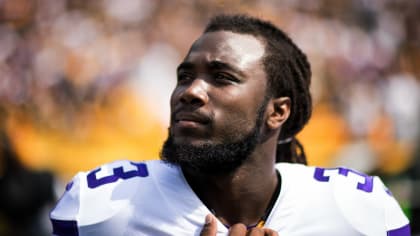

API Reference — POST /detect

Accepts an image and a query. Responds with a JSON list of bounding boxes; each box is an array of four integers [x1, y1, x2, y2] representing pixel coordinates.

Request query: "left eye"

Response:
[[214, 73, 238, 83]]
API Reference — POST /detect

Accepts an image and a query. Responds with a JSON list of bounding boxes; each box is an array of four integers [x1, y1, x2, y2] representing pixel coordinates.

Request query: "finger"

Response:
[[262, 228, 279, 236], [200, 214, 217, 236], [246, 227, 264, 236], [228, 223, 247, 236]]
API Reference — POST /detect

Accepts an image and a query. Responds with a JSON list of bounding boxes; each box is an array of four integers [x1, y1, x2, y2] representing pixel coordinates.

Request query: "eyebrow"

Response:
[[177, 60, 245, 77], [208, 61, 244, 76], [177, 62, 194, 73]]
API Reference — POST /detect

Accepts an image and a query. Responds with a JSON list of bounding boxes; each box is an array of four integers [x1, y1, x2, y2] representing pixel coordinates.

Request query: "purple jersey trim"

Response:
[[51, 219, 79, 236], [388, 224, 411, 236]]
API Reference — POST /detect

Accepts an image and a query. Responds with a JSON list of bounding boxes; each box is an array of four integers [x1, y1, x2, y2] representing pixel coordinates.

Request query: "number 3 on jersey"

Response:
[[314, 167, 374, 193], [87, 162, 149, 188]]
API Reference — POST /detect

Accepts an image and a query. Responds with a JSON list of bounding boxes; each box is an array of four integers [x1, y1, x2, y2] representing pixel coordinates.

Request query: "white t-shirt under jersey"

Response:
[[50, 160, 410, 235]]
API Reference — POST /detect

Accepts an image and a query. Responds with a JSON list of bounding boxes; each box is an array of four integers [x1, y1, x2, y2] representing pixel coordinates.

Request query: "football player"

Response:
[[50, 14, 410, 235]]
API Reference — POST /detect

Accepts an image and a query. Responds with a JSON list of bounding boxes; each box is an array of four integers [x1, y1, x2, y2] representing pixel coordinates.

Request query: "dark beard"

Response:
[[160, 98, 268, 175]]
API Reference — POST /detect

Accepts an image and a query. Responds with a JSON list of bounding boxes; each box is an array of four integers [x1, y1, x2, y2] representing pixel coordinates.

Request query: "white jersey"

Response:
[[50, 160, 410, 236]]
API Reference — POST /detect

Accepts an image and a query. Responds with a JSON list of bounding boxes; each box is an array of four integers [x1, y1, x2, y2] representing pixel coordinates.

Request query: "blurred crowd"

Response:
[[0, 0, 419, 235]]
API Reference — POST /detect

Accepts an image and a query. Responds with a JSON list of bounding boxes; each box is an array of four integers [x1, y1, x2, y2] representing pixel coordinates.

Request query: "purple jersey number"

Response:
[[87, 162, 149, 188], [314, 167, 374, 193]]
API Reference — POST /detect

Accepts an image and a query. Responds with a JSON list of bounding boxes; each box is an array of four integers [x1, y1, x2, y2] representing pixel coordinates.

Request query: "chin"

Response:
[[173, 136, 213, 147]]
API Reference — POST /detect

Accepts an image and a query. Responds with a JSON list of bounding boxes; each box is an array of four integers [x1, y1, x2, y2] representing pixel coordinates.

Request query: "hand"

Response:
[[200, 214, 279, 236]]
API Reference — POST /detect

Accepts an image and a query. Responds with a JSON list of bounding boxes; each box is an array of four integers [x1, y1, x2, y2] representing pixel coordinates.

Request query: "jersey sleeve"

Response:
[[328, 168, 410, 235], [50, 173, 83, 235], [379, 177, 411, 235], [49, 160, 149, 236]]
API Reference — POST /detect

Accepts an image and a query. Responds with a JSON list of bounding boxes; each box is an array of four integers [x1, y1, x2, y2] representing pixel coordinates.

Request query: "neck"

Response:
[[183, 141, 279, 227]]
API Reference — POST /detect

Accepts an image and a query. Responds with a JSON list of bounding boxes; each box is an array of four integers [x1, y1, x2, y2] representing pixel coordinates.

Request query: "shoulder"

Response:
[[62, 159, 166, 193], [50, 160, 174, 234], [276, 163, 394, 199], [275, 163, 410, 235]]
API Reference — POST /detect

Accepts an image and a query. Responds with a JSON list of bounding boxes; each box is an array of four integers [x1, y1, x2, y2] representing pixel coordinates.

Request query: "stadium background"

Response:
[[0, 0, 419, 235]]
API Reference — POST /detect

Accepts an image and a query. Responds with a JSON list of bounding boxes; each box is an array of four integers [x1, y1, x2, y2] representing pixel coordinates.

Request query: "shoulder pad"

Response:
[[313, 167, 409, 235], [51, 160, 152, 226]]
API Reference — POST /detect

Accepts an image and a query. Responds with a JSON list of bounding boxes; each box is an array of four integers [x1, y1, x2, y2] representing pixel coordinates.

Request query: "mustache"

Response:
[[171, 107, 213, 124]]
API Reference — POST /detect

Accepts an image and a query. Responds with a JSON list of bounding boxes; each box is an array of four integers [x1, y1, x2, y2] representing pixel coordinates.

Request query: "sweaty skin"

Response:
[[171, 31, 268, 147]]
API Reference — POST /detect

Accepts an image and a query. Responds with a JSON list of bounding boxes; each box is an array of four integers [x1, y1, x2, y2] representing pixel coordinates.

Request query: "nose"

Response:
[[179, 79, 209, 107]]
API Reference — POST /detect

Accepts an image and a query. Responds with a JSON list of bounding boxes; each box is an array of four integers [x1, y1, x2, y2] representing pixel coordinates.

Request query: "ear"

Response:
[[266, 97, 291, 130]]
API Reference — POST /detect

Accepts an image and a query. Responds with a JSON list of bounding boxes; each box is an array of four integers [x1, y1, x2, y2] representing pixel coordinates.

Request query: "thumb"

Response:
[[200, 214, 217, 236]]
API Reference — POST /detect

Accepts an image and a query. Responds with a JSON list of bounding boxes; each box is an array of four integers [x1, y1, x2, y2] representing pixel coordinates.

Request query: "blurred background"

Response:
[[0, 0, 419, 235]]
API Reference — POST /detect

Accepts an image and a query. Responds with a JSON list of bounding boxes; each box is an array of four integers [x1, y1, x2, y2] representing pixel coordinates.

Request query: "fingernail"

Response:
[[205, 214, 212, 224]]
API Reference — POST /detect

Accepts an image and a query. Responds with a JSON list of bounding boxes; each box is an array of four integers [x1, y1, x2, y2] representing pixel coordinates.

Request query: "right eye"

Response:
[[177, 72, 194, 83]]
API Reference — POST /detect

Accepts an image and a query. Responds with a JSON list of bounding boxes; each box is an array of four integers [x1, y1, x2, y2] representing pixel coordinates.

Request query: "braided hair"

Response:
[[204, 14, 312, 164]]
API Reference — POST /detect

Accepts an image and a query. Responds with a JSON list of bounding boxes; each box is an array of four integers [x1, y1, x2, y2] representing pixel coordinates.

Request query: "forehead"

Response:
[[184, 31, 265, 70]]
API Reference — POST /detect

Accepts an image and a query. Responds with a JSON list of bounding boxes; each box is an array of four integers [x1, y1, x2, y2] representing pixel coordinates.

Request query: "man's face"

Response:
[[161, 31, 269, 174]]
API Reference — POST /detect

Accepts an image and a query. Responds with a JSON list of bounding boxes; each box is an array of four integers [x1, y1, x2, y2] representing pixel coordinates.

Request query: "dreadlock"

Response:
[[204, 14, 312, 164]]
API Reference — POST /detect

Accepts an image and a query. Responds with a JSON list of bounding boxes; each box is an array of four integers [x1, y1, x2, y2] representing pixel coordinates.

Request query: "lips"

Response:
[[174, 112, 211, 124]]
